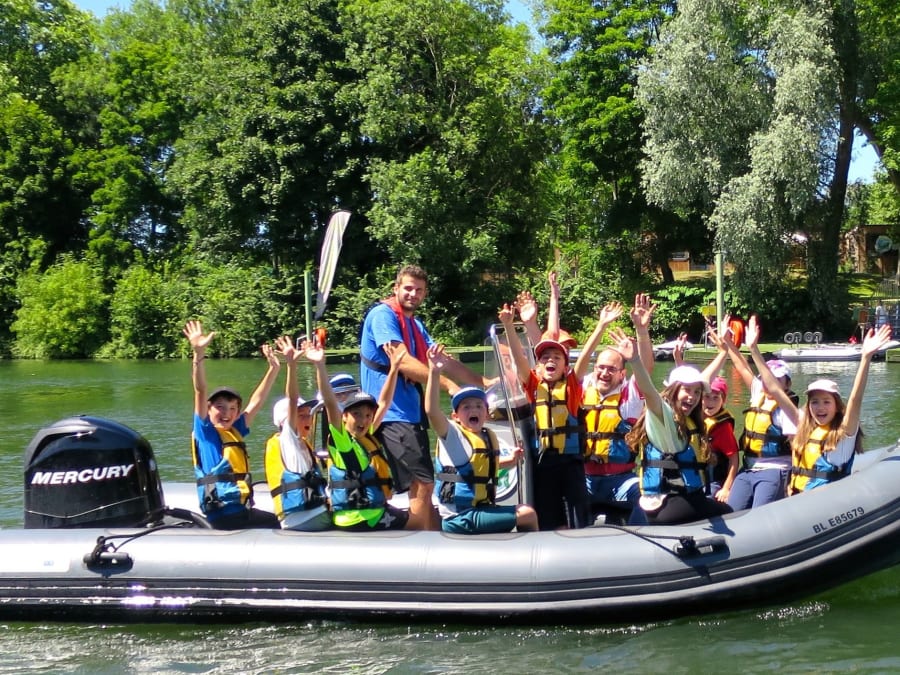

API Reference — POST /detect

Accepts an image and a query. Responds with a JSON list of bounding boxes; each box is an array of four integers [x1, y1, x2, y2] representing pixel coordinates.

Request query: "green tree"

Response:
[[0, 0, 96, 265], [539, 0, 692, 282], [12, 256, 109, 358], [0, 0, 95, 115], [55, 1, 188, 272], [638, 0, 853, 330], [341, 0, 549, 323], [102, 262, 189, 358], [1, 0, 98, 348], [187, 261, 288, 357], [169, 0, 365, 268], [854, 0, 900, 195]]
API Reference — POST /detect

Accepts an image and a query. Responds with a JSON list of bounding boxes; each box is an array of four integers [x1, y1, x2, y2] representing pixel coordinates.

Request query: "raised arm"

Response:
[[183, 320, 215, 417], [373, 342, 407, 429], [243, 342, 282, 426], [303, 339, 340, 427], [609, 326, 662, 419], [424, 344, 451, 439], [842, 324, 893, 436], [274, 335, 301, 429], [499, 303, 532, 387], [710, 314, 755, 389], [515, 290, 542, 346], [545, 270, 560, 340], [744, 316, 799, 425], [630, 293, 657, 374], [700, 327, 728, 382], [574, 301, 624, 379]]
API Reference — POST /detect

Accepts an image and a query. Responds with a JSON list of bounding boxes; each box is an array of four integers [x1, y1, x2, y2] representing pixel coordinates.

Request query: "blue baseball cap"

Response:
[[316, 373, 360, 401], [451, 387, 488, 411], [329, 373, 358, 391]]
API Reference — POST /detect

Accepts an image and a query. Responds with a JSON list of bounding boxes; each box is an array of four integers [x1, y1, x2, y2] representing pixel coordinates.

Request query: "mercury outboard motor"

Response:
[[24, 416, 165, 528]]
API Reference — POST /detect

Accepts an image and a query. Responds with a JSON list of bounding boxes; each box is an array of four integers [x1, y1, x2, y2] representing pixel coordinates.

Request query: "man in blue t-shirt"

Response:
[[359, 264, 487, 530]]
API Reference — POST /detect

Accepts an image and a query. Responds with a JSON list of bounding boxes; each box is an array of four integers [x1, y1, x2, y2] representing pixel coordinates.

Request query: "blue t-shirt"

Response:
[[360, 302, 433, 424]]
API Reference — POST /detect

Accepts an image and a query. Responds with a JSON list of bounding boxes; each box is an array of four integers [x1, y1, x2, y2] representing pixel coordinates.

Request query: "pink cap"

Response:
[[710, 376, 728, 396]]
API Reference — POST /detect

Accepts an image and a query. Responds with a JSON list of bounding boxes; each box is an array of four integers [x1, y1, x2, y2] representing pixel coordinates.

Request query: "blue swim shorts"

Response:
[[441, 505, 518, 534]]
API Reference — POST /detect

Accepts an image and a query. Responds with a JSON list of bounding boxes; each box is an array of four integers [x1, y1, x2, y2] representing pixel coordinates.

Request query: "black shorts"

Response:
[[636, 491, 732, 526], [209, 507, 280, 530], [533, 452, 589, 530], [377, 421, 433, 492]]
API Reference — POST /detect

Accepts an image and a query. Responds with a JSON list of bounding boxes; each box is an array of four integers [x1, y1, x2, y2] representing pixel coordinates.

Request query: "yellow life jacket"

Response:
[[535, 378, 582, 456], [741, 393, 790, 459], [582, 387, 635, 464], [435, 423, 500, 509], [327, 428, 392, 527], [264, 433, 326, 520], [355, 431, 394, 500], [790, 426, 849, 493], [704, 409, 733, 435], [191, 426, 252, 516]]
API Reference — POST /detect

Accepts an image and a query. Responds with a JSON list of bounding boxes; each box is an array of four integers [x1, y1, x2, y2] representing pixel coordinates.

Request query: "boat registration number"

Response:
[[812, 506, 865, 534]]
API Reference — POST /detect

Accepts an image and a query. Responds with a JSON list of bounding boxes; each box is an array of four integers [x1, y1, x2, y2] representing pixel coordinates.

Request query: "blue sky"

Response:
[[73, 0, 879, 182]]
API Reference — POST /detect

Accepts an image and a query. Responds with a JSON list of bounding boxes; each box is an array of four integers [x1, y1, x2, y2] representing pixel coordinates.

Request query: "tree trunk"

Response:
[[807, 102, 854, 333]]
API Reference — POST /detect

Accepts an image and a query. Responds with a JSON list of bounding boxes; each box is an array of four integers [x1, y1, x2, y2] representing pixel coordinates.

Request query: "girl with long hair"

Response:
[[609, 327, 732, 525], [743, 316, 892, 495]]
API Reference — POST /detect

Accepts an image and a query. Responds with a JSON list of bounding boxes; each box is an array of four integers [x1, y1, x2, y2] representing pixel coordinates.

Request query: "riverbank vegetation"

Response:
[[3, 0, 899, 358]]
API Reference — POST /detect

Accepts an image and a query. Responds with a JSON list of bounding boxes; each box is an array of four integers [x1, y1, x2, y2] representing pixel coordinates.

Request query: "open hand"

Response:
[[274, 335, 299, 363], [384, 342, 408, 369], [300, 339, 324, 363], [606, 327, 635, 362], [427, 343, 449, 371], [861, 324, 893, 358], [745, 315, 761, 348], [514, 291, 537, 324], [261, 342, 280, 368], [599, 302, 623, 326], [630, 293, 656, 331], [183, 320, 215, 351]]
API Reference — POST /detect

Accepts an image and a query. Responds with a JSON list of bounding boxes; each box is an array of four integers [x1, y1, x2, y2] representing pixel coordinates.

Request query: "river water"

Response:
[[1, 356, 899, 673]]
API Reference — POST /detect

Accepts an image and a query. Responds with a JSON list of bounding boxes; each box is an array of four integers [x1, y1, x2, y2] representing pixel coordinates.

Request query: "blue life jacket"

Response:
[[640, 418, 707, 496]]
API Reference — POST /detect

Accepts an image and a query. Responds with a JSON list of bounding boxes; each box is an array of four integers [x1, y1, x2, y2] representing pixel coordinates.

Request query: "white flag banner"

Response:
[[315, 210, 351, 319]]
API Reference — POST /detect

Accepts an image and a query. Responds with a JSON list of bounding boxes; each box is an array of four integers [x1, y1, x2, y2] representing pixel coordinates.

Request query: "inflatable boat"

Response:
[[2, 414, 900, 625]]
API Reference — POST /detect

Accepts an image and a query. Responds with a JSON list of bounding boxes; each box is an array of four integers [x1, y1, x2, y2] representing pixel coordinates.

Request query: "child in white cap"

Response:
[[264, 338, 330, 531], [609, 326, 732, 525], [426, 344, 538, 534], [745, 319, 893, 494]]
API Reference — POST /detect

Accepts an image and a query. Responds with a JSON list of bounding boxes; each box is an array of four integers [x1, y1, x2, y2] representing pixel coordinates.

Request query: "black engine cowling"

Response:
[[24, 416, 165, 529]]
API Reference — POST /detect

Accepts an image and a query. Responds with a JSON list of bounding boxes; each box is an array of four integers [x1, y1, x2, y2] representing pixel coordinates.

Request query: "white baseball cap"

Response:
[[664, 365, 710, 392], [272, 396, 315, 427]]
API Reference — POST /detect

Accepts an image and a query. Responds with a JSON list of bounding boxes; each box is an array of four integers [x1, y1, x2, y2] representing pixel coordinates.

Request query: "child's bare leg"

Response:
[[406, 480, 439, 530]]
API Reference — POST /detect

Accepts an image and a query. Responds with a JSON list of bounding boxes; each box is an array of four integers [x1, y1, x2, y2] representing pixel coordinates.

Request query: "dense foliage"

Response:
[[1, 0, 898, 357]]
